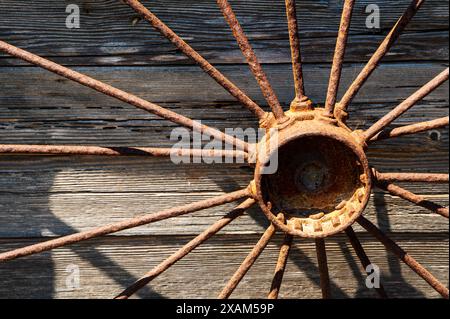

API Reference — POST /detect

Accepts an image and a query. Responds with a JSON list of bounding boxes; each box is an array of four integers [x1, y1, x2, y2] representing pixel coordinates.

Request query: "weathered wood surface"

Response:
[[0, 157, 448, 237], [0, 234, 447, 299], [0, 0, 448, 65], [0, 63, 448, 145], [0, 0, 448, 299]]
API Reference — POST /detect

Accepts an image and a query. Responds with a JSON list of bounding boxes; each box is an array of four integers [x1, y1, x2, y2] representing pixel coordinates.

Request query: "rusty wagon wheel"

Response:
[[0, 0, 448, 299]]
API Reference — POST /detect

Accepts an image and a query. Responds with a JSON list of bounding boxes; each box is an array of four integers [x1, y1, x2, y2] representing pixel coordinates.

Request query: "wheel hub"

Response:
[[254, 109, 372, 238]]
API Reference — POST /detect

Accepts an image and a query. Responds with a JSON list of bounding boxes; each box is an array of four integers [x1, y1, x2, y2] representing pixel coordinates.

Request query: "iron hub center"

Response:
[[254, 113, 372, 238]]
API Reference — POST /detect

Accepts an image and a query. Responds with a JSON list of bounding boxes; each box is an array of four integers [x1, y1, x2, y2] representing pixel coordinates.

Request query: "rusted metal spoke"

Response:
[[373, 169, 449, 184], [315, 238, 331, 299], [268, 234, 293, 299], [0, 188, 251, 263], [0, 40, 249, 152], [338, 0, 425, 115], [324, 0, 355, 118], [371, 116, 449, 142], [115, 198, 256, 299], [364, 68, 449, 141], [357, 216, 449, 298], [218, 222, 277, 299], [375, 181, 449, 218], [345, 227, 388, 298], [285, 0, 308, 109], [0, 144, 249, 162], [217, 0, 287, 121], [123, 0, 266, 120]]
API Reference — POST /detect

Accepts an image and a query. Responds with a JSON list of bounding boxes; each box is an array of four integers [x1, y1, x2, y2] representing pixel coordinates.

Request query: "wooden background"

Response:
[[0, 0, 448, 299]]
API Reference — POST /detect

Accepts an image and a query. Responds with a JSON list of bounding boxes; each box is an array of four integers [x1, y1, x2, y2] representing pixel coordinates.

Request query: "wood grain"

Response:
[[0, 1, 448, 65], [0, 234, 447, 299], [0, 0, 448, 299], [0, 63, 448, 146]]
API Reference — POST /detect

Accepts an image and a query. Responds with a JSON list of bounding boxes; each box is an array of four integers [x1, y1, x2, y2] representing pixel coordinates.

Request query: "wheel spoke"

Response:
[[324, 0, 355, 118], [375, 181, 449, 218], [373, 169, 449, 184], [338, 0, 425, 115], [216, 0, 287, 122], [123, 0, 266, 120], [370, 116, 449, 141], [363, 68, 449, 141], [315, 238, 331, 299], [357, 216, 449, 298], [0, 144, 248, 161], [345, 227, 388, 298], [218, 221, 278, 299], [285, 0, 310, 110], [115, 198, 256, 299], [0, 40, 249, 152], [0, 188, 251, 263], [268, 233, 293, 299]]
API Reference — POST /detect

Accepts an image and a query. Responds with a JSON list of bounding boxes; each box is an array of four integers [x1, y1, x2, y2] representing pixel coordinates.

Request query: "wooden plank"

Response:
[[0, 63, 446, 106], [0, 188, 447, 236], [0, 1, 447, 65], [0, 62, 448, 146], [0, 233, 447, 299], [0, 32, 447, 66], [0, 156, 447, 194]]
